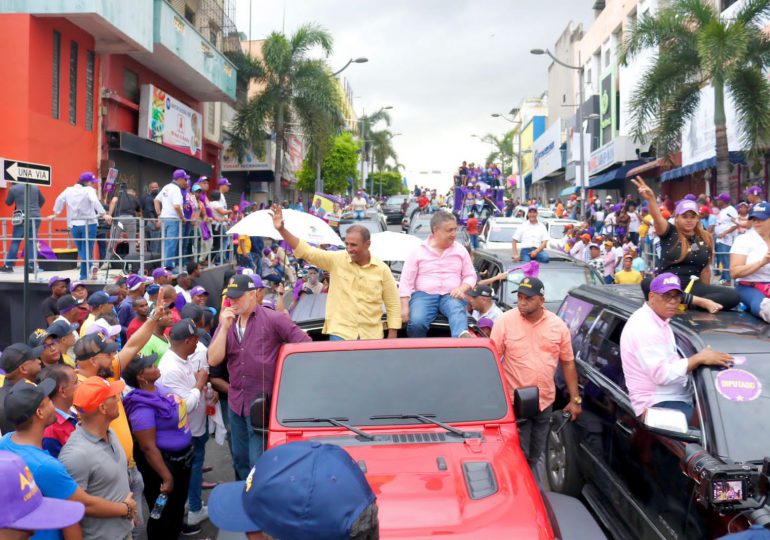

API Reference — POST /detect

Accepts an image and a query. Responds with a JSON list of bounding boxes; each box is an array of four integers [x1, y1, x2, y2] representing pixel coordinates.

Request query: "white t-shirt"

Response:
[[352, 197, 367, 211], [513, 221, 549, 249], [472, 303, 503, 321], [730, 229, 770, 282], [629, 212, 641, 233], [715, 205, 738, 246], [158, 183, 184, 219]]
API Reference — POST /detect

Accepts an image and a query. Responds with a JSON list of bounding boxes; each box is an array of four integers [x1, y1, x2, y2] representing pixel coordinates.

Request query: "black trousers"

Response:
[[135, 444, 193, 540], [641, 275, 741, 311]]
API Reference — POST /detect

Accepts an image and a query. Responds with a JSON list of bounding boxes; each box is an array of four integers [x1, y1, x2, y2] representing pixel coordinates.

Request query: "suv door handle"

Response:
[[615, 419, 634, 438]]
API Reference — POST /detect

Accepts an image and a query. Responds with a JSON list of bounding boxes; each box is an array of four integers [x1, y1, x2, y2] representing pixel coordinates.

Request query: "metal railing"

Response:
[[0, 216, 235, 281]]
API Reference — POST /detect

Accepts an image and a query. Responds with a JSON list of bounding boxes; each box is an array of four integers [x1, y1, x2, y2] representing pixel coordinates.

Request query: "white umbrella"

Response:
[[227, 209, 343, 247], [370, 231, 422, 261]]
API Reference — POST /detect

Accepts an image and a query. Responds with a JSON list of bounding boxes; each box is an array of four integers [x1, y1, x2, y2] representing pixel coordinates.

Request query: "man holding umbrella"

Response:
[[271, 204, 401, 340]]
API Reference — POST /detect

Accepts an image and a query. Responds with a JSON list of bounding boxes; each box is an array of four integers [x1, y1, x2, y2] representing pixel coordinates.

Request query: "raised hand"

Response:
[[270, 204, 285, 231], [631, 176, 655, 201]]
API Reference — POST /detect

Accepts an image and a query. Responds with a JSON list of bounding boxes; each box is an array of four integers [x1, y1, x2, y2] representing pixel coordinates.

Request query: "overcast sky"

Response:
[[234, 0, 594, 190]]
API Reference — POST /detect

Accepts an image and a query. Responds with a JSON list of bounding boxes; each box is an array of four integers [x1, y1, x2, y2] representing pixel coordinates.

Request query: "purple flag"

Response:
[[511, 261, 540, 278], [22, 239, 57, 260], [199, 221, 212, 241]]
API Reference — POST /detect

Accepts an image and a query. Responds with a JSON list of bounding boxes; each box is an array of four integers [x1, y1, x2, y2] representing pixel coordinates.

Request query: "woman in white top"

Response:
[[730, 202, 770, 323]]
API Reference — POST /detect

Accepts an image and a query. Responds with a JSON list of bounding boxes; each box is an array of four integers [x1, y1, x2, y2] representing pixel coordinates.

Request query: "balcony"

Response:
[[129, 0, 236, 103]]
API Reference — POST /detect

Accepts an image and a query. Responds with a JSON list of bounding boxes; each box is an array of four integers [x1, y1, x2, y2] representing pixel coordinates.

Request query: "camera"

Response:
[[683, 444, 759, 508]]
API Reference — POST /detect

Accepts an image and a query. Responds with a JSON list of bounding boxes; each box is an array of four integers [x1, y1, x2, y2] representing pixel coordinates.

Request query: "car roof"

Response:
[[568, 285, 770, 353], [486, 217, 523, 225], [475, 248, 577, 266]]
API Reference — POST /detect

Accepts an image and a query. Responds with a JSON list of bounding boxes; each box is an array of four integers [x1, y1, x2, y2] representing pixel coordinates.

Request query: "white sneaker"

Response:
[[458, 330, 474, 338], [759, 299, 770, 324], [186, 505, 208, 526]]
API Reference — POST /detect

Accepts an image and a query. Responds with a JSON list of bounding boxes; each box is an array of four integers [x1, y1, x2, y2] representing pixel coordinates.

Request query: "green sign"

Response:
[[599, 66, 616, 146]]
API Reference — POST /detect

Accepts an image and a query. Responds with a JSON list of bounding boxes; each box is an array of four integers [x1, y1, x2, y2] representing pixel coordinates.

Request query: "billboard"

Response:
[[599, 67, 616, 146], [532, 121, 563, 182], [138, 84, 202, 159], [221, 131, 274, 172]]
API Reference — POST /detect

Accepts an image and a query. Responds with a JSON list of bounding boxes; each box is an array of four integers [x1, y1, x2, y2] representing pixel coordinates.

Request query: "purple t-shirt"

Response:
[[123, 383, 192, 452]]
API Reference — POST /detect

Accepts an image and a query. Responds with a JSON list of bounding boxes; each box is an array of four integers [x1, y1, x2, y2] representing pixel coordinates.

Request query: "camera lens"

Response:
[[683, 444, 723, 483]]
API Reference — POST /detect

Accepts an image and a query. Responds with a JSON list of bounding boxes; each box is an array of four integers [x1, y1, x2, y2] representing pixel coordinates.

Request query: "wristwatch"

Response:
[[572, 396, 583, 405]]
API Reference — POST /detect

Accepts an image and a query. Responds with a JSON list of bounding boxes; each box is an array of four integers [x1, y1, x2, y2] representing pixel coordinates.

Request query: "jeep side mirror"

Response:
[[643, 407, 701, 443], [513, 386, 539, 420], [249, 393, 270, 434]]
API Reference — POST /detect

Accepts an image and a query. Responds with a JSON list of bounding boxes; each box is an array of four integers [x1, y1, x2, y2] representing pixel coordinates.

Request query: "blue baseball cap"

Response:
[[87, 291, 118, 306], [209, 441, 375, 538], [749, 201, 770, 221]]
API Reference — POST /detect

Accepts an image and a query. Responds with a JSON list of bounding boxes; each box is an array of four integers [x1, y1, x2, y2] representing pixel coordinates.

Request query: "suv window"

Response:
[[585, 311, 627, 393], [276, 348, 509, 427]]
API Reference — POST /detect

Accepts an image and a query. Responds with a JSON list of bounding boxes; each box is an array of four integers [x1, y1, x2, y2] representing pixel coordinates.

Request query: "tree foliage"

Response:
[[369, 170, 407, 197], [481, 130, 517, 177], [297, 131, 361, 194]]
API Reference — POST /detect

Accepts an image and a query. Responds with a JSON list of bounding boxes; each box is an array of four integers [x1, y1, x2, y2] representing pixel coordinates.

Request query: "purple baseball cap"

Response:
[[745, 185, 764, 197], [152, 267, 172, 279], [250, 275, 265, 289], [79, 171, 98, 183], [69, 280, 86, 293], [190, 286, 208, 297], [650, 273, 683, 294], [172, 169, 190, 180], [126, 274, 148, 291], [674, 199, 699, 216], [217, 177, 231, 186], [477, 317, 494, 329], [197, 176, 210, 184], [716, 192, 732, 203], [48, 276, 70, 289], [683, 194, 697, 201], [0, 450, 84, 530], [527, 205, 538, 212]]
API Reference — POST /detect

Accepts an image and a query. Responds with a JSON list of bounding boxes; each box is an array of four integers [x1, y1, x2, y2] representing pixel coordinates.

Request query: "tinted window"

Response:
[[408, 217, 432, 239], [276, 348, 509, 427], [386, 196, 407, 206], [505, 266, 600, 304]]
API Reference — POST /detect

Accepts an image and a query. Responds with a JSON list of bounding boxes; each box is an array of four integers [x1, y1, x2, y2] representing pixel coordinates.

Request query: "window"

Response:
[[207, 102, 216, 135], [124, 70, 139, 103], [85, 51, 95, 131], [52, 31, 61, 119], [722, 0, 740, 11], [69, 41, 78, 125], [184, 5, 195, 24]]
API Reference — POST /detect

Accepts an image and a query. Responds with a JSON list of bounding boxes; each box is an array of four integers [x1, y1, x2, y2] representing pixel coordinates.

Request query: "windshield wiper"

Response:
[[282, 417, 376, 440], [370, 414, 471, 438]]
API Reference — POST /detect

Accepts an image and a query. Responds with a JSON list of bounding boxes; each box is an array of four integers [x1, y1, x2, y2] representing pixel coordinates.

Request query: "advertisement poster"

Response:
[[599, 67, 616, 146], [557, 297, 594, 337], [138, 84, 202, 159], [221, 132, 274, 172]]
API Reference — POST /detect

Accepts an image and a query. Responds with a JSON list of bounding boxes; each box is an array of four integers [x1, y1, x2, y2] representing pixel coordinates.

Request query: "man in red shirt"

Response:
[[466, 212, 479, 251]]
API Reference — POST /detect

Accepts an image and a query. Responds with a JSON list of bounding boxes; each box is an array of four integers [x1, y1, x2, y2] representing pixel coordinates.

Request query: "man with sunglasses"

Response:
[[620, 273, 733, 420]]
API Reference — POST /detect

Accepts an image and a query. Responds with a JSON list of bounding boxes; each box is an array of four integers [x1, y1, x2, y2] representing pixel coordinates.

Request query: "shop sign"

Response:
[[533, 121, 563, 182], [138, 84, 202, 159]]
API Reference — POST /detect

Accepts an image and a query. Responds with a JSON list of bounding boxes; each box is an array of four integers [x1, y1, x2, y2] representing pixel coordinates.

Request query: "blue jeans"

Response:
[[188, 431, 207, 512], [736, 283, 768, 318], [715, 242, 731, 280], [182, 221, 193, 264], [652, 400, 694, 421], [70, 223, 97, 280], [228, 404, 265, 481], [354, 210, 365, 219], [161, 219, 180, 270], [469, 234, 479, 250], [407, 291, 468, 338], [520, 247, 550, 263], [5, 218, 41, 268], [329, 335, 345, 341]]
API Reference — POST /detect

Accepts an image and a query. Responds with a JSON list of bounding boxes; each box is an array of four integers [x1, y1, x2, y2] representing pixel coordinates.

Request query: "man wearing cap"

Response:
[[209, 274, 310, 480], [154, 169, 189, 271], [49, 172, 113, 280], [512, 206, 550, 263], [151, 266, 173, 286], [466, 285, 503, 322], [0, 450, 85, 538], [80, 291, 119, 336], [272, 205, 401, 341], [745, 185, 765, 205], [714, 192, 739, 281], [158, 319, 211, 526], [60, 377, 135, 540], [587, 243, 605, 275], [175, 271, 195, 310], [614, 254, 644, 285], [570, 233, 592, 263], [117, 275, 148, 339], [288, 266, 324, 311], [0, 379, 137, 539], [490, 277, 582, 469], [620, 273, 733, 418], [0, 344, 43, 434], [190, 285, 209, 306], [41, 276, 70, 327], [209, 441, 379, 540], [45, 319, 80, 368]]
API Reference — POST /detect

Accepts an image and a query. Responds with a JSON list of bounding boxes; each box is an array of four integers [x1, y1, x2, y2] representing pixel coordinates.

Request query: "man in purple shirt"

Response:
[[207, 274, 310, 480], [399, 211, 476, 337]]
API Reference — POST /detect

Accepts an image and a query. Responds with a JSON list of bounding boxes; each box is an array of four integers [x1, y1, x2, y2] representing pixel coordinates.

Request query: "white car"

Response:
[[511, 205, 556, 220], [479, 217, 523, 250], [544, 218, 580, 250]]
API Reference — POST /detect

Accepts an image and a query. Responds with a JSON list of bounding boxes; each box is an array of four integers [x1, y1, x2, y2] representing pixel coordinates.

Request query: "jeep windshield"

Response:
[[276, 347, 508, 427], [505, 266, 600, 304], [488, 225, 519, 243]]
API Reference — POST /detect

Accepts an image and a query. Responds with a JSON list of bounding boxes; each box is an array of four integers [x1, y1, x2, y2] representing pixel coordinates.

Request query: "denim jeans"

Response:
[[70, 223, 97, 280], [354, 210, 365, 219], [469, 234, 479, 250], [188, 431, 208, 512], [182, 221, 193, 265], [407, 291, 468, 338], [736, 283, 768, 318], [520, 247, 550, 263], [715, 241, 732, 280], [329, 335, 345, 341], [229, 404, 265, 481], [5, 218, 40, 268], [161, 219, 181, 270]]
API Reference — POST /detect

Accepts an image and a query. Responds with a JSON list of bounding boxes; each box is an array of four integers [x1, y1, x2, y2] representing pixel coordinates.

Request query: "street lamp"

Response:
[[531, 47, 587, 217], [332, 57, 368, 76]]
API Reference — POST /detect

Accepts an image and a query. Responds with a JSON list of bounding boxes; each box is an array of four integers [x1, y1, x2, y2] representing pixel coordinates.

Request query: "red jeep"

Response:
[[249, 337, 605, 539]]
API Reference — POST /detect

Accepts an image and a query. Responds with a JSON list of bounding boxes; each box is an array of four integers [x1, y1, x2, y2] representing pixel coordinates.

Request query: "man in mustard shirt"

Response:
[[614, 254, 644, 285], [271, 204, 401, 340]]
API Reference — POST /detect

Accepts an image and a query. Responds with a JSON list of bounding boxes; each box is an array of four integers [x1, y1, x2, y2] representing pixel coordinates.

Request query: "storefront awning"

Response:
[[661, 152, 746, 183], [588, 161, 646, 189], [626, 155, 682, 178], [559, 185, 579, 197], [108, 131, 213, 177]]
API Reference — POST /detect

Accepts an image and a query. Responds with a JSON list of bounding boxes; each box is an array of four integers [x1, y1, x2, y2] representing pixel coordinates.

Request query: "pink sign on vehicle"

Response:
[[715, 369, 762, 402]]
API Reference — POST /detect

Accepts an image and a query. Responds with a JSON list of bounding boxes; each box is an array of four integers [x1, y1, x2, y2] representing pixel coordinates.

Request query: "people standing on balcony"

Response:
[[109, 185, 141, 258], [155, 170, 189, 272], [1, 182, 44, 273], [49, 172, 113, 281]]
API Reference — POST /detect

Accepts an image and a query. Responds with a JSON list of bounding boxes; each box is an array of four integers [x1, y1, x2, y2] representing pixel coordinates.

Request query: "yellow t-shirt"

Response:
[[237, 235, 252, 255], [614, 270, 643, 285]]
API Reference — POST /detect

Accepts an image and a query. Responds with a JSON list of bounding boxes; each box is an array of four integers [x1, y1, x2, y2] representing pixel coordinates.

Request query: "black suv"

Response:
[[382, 194, 409, 224], [549, 285, 770, 539]]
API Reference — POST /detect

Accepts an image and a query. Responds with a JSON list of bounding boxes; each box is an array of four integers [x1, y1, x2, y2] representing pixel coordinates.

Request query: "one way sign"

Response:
[[2, 159, 52, 187]]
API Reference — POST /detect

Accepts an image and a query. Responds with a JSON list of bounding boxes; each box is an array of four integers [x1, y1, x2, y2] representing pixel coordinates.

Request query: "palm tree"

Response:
[[622, 0, 770, 195], [369, 129, 399, 173], [481, 130, 517, 176], [358, 109, 391, 190], [229, 23, 342, 201]]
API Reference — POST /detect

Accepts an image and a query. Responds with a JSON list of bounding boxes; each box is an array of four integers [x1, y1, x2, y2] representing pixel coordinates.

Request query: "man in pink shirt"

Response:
[[620, 273, 732, 419], [399, 211, 476, 337]]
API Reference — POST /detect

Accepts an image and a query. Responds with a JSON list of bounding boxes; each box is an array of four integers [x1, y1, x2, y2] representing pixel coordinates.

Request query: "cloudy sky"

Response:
[[234, 0, 594, 190]]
